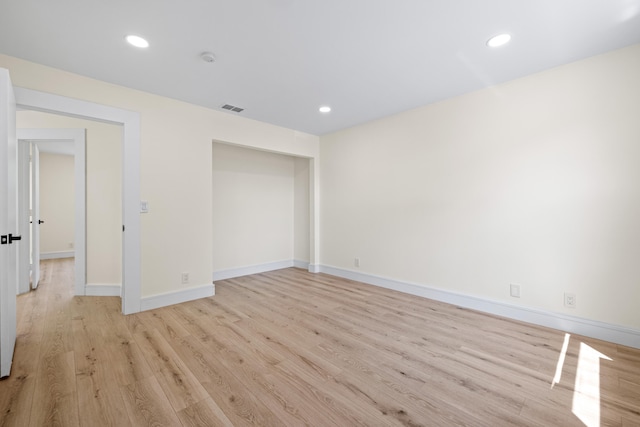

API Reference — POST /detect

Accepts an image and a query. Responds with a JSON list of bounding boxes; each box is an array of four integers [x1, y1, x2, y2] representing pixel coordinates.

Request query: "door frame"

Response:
[[14, 88, 141, 314], [16, 140, 30, 294], [30, 144, 40, 289], [17, 129, 86, 296]]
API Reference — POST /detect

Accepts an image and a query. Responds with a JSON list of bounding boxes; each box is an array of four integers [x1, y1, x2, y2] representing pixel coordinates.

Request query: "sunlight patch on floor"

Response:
[[551, 333, 571, 389], [572, 342, 612, 427]]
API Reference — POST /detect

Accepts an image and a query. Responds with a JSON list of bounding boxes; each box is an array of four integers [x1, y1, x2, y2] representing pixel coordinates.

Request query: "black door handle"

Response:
[[38, 220, 44, 224], [1, 234, 23, 244]]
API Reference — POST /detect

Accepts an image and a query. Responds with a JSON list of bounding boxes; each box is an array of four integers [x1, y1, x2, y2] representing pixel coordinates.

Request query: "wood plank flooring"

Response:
[[1, 258, 639, 426]]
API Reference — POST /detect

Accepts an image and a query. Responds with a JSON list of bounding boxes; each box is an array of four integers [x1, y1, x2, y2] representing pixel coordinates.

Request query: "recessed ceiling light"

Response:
[[319, 106, 331, 113], [486, 33, 511, 48], [126, 35, 149, 48]]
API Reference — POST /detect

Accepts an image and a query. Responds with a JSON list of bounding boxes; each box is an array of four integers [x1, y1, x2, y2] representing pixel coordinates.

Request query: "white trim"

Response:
[[293, 259, 309, 269], [85, 283, 121, 297], [319, 265, 640, 350], [140, 284, 215, 312], [213, 260, 294, 281], [14, 87, 141, 314], [40, 251, 74, 260], [308, 264, 321, 273], [74, 133, 86, 296]]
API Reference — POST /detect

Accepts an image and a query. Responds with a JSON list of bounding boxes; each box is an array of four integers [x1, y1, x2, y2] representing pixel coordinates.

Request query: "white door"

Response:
[[17, 141, 30, 295], [31, 144, 40, 289], [0, 68, 18, 378]]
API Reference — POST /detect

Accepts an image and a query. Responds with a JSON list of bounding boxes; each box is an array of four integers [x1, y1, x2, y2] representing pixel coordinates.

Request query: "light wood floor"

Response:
[[1, 258, 639, 426]]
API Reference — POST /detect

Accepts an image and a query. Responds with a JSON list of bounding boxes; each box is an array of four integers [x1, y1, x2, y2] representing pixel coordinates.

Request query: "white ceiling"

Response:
[[1, 0, 639, 136]]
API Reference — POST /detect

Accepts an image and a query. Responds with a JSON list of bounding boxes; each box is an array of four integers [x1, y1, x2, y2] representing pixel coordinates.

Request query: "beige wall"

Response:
[[294, 157, 310, 263], [0, 53, 319, 298], [38, 152, 74, 254], [85, 120, 122, 286], [320, 44, 640, 330], [17, 110, 122, 285]]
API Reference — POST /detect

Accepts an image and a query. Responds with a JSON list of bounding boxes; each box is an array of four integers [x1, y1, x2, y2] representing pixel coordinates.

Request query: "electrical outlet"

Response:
[[181, 272, 189, 284], [564, 293, 576, 308], [354, 257, 360, 268], [510, 284, 520, 298]]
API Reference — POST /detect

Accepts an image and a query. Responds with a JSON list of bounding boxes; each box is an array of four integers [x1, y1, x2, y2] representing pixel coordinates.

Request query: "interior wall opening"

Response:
[[212, 141, 311, 279], [17, 110, 122, 296]]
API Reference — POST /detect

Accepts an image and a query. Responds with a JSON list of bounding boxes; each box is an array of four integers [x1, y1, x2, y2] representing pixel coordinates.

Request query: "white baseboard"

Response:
[[293, 259, 309, 269], [40, 251, 74, 260], [85, 283, 121, 297], [141, 284, 215, 312], [319, 265, 640, 350], [308, 264, 321, 273], [213, 260, 294, 281]]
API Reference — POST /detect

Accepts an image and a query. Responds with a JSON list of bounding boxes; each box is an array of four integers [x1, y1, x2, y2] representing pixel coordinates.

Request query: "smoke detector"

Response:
[[201, 52, 216, 63]]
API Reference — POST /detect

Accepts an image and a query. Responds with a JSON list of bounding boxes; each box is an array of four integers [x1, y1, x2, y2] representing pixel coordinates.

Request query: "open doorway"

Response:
[[35, 146, 76, 260], [14, 86, 141, 314], [17, 111, 122, 297], [17, 129, 85, 296]]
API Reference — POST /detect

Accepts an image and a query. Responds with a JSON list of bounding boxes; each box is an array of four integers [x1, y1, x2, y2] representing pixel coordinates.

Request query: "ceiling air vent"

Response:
[[221, 104, 244, 113]]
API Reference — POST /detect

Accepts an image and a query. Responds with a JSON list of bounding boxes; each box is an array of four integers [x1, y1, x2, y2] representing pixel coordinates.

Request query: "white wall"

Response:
[[17, 110, 122, 286], [320, 44, 640, 331], [213, 142, 303, 272], [0, 53, 320, 300], [38, 152, 74, 255]]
